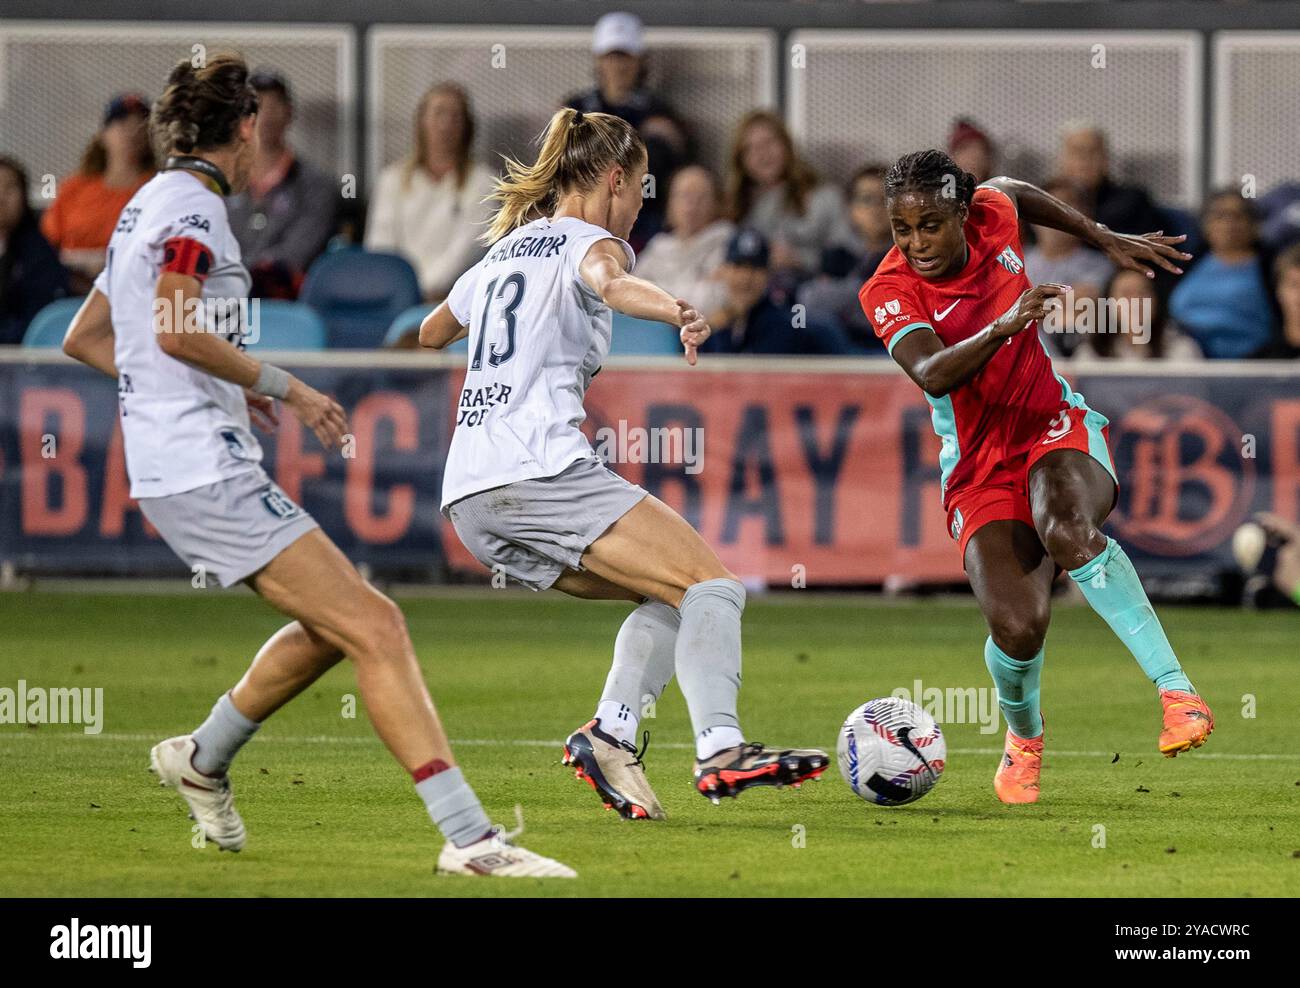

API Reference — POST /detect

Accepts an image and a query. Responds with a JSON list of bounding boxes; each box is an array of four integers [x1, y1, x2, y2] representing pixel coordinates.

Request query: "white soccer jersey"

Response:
[[439, 216, 635, 510], [94, 169, 259, 498]]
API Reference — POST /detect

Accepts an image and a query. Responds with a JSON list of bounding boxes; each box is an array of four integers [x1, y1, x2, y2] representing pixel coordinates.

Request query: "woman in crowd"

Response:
[[723, 109, 857, 281], [0, 154, 68, 344], [634, 164, 733, 318], [1169, 188, 1275, 358], [1076, 268, 1199, 361], [366, 82, 496, 302], [41, 93, 155, 293]]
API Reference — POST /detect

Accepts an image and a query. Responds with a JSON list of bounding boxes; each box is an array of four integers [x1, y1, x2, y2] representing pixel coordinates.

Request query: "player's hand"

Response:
[[991, 284, 1070, 339], [676, 298, 711, 366], [243, 389, 280, 433], [285, 377, 348, 449], [1098, 227, 1192, 279]]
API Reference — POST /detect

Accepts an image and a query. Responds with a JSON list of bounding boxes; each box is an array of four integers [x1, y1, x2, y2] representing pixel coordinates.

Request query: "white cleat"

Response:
[[436, 807, 576, 879], [148, 735, 246, 852]]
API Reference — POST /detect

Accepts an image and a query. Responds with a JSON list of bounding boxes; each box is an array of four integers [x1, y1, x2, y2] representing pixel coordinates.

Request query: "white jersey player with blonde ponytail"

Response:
[[422, 107, 830, 820]]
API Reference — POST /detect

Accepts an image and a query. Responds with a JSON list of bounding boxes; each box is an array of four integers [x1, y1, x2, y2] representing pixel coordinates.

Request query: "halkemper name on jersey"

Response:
[[457, 383, 513, 426], [485, 233, 568, 264]]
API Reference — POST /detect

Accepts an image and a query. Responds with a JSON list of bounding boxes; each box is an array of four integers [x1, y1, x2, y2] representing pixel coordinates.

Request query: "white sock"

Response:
[[594, 700, 637, 746], [696, 725, 745, 760]]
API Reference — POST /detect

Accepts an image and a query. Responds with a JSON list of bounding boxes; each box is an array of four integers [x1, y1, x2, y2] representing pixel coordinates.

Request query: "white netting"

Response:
[[0, 22, 355, 203], [1213, 32, 1300, 194], [787, 31, 1202, 206]]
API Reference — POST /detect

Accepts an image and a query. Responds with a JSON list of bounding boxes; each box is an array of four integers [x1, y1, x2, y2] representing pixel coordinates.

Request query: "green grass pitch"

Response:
[[1, 591, 1297, 897]]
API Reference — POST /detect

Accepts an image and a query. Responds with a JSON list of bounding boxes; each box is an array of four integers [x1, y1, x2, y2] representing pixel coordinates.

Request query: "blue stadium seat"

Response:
[[300, 248, 421, 349], [22, 297, 85, 348], [609, 312, 683, 356], [246, 300, 327, 351], [383, 304, 468, 351]]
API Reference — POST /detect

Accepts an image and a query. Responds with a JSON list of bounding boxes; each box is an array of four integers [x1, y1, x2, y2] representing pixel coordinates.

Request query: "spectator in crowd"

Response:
[[366, 82, 495, 302], [635, 165, 733, 318], [0, 154, 68, 344], [1025, 176, 1113, 355], [1169, 188, 1275, 359], [948, 118, 996, 184], [1076, 268, 1198, 361], [1056, 122, 1166, 240], [225, 70, 338, 299], [724, 109, 857, 283], [41, 93, 154, 293], [563, 11, 691, 250], [1259, 180, 1300, 252], [1253, 243, 1300, 358], [702, 228, 858, 355], [798, 164, 893, 347]]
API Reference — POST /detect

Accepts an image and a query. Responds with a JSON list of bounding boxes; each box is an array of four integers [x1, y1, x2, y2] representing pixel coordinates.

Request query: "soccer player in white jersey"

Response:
[[420, 108, 830, 819], [61, 52, 572, 878]]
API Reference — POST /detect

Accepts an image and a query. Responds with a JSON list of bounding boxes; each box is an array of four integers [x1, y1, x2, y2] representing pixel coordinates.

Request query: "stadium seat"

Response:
[[609, 312, 683, 356], [300, 248, 421, 349], [383, 304, 468, 351], [246, 300, 328, 351], [22, 297, 85, 348]]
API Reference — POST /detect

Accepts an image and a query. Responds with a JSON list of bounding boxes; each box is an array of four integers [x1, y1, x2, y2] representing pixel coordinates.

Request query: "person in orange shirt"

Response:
[[41, 93, 155, 293]]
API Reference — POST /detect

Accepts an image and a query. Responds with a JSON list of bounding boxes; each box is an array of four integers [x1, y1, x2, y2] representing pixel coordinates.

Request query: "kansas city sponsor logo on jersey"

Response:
[[873, 298, 903, 325], [996, 245, 1024, 275]]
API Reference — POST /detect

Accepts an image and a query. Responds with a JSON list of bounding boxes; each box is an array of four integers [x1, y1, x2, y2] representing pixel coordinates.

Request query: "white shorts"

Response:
[[446, 457, 648, 591], [137, 467, 319, 588]]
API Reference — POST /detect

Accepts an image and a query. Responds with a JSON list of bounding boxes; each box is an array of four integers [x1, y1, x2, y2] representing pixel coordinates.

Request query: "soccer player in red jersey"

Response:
[[861, 150, 1214, 803]]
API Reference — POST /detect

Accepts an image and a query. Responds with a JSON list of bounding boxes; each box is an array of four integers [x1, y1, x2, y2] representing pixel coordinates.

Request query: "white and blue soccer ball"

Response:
[[838, 697, 946, 806]]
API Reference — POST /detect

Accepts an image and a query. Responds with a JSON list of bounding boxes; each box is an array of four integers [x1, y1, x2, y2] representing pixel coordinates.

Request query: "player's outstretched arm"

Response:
[[62, 288, 118, 378], [152, 272, 347, 449], [891, 283, 1070, 398], [419, 302, 469, 349], [579, 239, 712, 364], [981, 175, 1191, 279]]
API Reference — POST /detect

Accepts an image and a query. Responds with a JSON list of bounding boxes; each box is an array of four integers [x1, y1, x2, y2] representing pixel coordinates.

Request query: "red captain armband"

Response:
[[161, 236, 215, 282]]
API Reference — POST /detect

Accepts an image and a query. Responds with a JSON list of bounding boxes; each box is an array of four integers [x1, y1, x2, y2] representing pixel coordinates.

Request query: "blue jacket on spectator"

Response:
[[1169, 255, 1274, 359]]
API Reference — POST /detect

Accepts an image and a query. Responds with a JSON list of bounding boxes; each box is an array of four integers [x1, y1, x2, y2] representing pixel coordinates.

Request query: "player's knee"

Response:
[[988, 609, 1047, 661], [1039, 509, 1104, 572], [350, 593, 412, 666]]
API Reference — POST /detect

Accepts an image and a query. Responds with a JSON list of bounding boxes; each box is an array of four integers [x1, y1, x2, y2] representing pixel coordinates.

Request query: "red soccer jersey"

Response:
[[860, 186, 1072, 505]]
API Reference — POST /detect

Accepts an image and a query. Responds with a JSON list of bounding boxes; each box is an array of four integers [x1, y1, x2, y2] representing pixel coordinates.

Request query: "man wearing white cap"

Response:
[[564, 12, 689, 250]]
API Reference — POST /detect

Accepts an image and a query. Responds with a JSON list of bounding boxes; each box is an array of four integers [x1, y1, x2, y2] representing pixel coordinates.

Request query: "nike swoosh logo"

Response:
[[933, 300, 961, 321]]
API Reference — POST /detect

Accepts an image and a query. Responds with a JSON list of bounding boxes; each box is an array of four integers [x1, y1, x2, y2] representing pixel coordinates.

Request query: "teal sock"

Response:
[[983, 637, 1044, 739], [1069, 537, 1194, 694]]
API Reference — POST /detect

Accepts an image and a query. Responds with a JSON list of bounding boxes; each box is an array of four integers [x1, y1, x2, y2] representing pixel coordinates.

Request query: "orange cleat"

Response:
[[1158, 690, 1214, 757], [993, 719, 1044, 804]]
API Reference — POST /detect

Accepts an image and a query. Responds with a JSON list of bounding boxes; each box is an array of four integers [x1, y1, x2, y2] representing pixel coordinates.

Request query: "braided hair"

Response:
[[150, 52, 258, 158], [884, 149, 976, 213]]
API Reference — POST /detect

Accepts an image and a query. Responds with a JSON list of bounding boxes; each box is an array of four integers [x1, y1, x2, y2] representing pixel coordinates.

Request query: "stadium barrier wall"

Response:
[[2, 352, 1296, 593]]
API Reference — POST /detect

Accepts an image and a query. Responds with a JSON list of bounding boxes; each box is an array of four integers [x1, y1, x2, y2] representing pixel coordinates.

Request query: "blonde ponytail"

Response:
[[482, 107, 643, 244]]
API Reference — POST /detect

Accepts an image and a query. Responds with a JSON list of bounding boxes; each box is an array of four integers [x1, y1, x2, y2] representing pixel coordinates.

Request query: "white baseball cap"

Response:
[[592, 12, 646, 56]]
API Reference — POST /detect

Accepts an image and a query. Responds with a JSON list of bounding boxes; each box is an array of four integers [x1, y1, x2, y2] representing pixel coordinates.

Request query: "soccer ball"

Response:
[[838, 697, 946, 806]]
